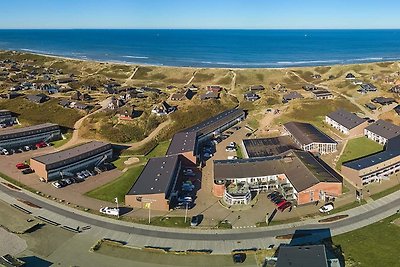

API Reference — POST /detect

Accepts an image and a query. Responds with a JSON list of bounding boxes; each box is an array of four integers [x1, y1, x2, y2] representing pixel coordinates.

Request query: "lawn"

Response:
[[336, 137, 383, 170], [333, 213, 400, 266], [328, 200, 367, 215], [85, 165, 145, 203], [144, 216, 190, 228], [0, 98, 84, 129], [145, 140, 171, 158], [52, 132, 72, 148], [371, 183, 400, 200]]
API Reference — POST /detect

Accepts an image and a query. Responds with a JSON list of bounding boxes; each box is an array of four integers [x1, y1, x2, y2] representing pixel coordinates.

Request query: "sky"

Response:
[[1, 0, 400, 29]]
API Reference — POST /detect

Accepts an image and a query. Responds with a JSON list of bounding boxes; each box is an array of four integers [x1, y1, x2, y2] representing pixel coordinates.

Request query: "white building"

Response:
[[364, 119, 400, 145]]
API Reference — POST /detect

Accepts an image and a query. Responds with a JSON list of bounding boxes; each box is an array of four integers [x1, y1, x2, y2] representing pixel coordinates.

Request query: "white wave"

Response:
[[122, 55, 149, 59], [20, 48, 54, 55], [351, 57, 383, 62], [277, 59, 341, 65]]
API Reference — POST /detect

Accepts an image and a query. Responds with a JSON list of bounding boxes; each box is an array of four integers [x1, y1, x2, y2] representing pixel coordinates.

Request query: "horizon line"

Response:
[[1, 28, 400, 30]]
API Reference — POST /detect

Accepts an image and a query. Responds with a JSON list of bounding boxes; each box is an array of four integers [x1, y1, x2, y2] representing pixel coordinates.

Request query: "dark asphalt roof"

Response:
[[276, 245, 328, 267], [184, 108, 244, 137], [213, 150, 340, 192], [127, 155, 179, 196], [242, 136, 299, 158], [31, 141, 112, 169], [326, 109, 366, 130], [166, 131, 198, 156], [365, 119, 400, 140], [343, 135, 400, 171], [312, 90, 333, 96], [284, 122, 337, 146], [0, 123, 59, 141]]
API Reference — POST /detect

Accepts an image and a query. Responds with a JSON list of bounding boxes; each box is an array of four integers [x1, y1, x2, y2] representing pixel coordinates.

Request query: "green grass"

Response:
[[371, 183, 400, 200], [85, 165, 145, 203], [336, 137, 383, 170], [217, 221, 233, 229], [0, 98, 84, 129], [143, 216, 190, 228], [236, 144, 243, 159], [328, 200, 367, 215], [52, 132, 72, 148], [145, 140, 171, 158], [333, 213, 400, 266]]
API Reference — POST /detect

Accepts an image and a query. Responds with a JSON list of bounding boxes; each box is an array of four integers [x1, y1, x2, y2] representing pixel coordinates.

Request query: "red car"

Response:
[[278, 202, 292, 212], [35, 141, 47, 148], [277, 200, 287, 208], [16, 163, 29, 169]]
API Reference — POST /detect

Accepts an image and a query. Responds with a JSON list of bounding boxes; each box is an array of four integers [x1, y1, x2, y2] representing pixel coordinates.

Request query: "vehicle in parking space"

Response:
[[1, 148, 9, 155], [226, 131, 234, 135], [232, 253, 246, 264], [278, 202, 292, 212], [221, 134, 229, 140], [225, 146, 236, 152], [15, 148, 23, 154], [232, 126, 241, 130], [190, 215, 200, 226], [62, 178, 73, 185], [245, 132, 252, 137], [319, 203, 334, 213], [277, 200, 287, 208], [178, 196, 193, 203], [21, 168, 34, 175], [227, 156, 238, 160], [267, 191, 279, 199], [182, 184, 195, 192], [99, 207, 120, 216], [270, 194, 283, 201], [35, 141, 47, 149], [175, 202, 193, 209], [52, 181, 64, 188], [23, 145, 31, 151], [203, 152, 213, 158], [229, 142, 236, 147], [16, 163, 30, 169]]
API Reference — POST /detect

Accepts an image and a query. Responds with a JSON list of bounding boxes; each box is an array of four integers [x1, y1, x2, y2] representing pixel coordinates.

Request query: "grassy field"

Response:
[[328, 200, 367, 215], [143, 216, 190, 227], [145, 140, 171, 158], [85, 165, 145, 203], [336, 137, 383, 170], [333, 213, 400, 266], [370, 183, 400, 200], [52, 132, 72, 148], [0, 98, 84, 128]]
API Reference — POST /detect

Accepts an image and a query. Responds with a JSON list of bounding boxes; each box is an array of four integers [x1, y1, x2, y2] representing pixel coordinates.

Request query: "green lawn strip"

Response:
[[327, 200, 367, 215], [0, 171, 35, 192], [332, 213, 400, 266], [52, 132, 72, 148], [142, 216, 191, 228], [236, 144, 243, 159], [217, 220, 233, 229], [370, 183, 400, 200], [336, 137, 383, 170], [145, 140, 171, 159], [85, 164, 145, 203]]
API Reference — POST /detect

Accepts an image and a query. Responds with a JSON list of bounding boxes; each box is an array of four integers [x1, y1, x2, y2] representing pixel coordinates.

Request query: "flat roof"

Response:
[[327, 109, 366, 130], [343, 135, 400, 171], [0, 123, 59, 141], [32, 141, 112, 169], [365, 119, 400, 140], [284, 122, 337, 146], [184, 108, 244, 137], [242, 136, 299, 158], [276, 245, 328, 267], [214, 150, 340, 192], [127, 155, 179, 196], [166, 131, 197, 156]]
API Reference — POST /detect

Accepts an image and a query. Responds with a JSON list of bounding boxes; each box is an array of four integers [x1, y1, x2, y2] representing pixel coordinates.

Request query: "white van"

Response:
[[99, 207, 120, 216]]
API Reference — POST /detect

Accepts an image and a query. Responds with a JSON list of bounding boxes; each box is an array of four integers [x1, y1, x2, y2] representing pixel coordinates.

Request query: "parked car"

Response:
[[319, 203, 334, 213], [278, 202, 292, 212], [21, 168, 34, 175], [227, 156, 238, 160], [99, 207, 119, 216], [62, 178, 73, 185], [225, 146, 236, 152], [190, 215, 200, 226], [1, 149, 9, 155], [24, 145, 31, 151], [277, 200, 287, 208], [178, 196, 193, 203], [35, 141, 47, 149], [267, 191, 280, 199], [51, 181, 63, 188], [16, 163, 29, 169], [232, 253, 246, 264], [229, 142, 236, 147]]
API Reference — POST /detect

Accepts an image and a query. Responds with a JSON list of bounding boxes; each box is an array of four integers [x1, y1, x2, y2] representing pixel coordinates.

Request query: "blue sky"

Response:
[[1, 0, 400, 29]]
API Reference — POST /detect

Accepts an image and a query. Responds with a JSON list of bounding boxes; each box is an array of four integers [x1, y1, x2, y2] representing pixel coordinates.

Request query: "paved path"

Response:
[[1, 178, 399, 253]]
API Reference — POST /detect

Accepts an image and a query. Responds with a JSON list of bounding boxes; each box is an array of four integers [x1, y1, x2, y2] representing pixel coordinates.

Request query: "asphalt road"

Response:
[[1, 183, 400, 242]]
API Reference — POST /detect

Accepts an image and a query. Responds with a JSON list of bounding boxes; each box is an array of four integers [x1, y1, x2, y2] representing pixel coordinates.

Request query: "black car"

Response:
[[267, 191, 279, 199], [190, 215, 199, 226], [245, 132, 252, 137], [21, 168, 34, 174], [270, 194, 283, 201], [232, 253, 246, 264]]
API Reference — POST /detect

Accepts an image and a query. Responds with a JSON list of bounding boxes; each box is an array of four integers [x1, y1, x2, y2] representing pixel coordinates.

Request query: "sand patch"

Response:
[[124, 157, 140, 165]]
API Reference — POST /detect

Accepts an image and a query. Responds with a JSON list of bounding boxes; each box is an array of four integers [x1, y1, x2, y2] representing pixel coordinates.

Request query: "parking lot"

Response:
[[0, 146, 123, 210]]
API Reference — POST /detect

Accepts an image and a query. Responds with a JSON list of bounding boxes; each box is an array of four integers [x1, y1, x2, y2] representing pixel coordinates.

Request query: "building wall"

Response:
[[364, 129, 388, 145], [125, 193, 170, 211], [297, 182, 342, 205], [212, 183, 225, 197], [325, 117, 368, 137], [0, 129, 61, 149], [30, 149, 113, 182], [341, 165, 362, 187], [349, 121, 369, 137]]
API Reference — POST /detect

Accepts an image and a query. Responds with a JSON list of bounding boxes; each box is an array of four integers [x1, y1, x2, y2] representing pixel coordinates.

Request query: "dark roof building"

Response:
[[325, 109, 367, 136], [365, 103, 377, 110], [284, 122, 337, 154], [166, 131, 198, 157], [244, 92, 260, 101], [30, 141, 112, 181], [26, 94, 49, 104], [275, 245, 329, 267], [365, 119, 400, 144], [312, 90, 334, 99], [372, 97, 397, 105], [345, 73, 356, 79], [200, 91, 220, 100], [395, 105, 400, 115], [242, 136, 299, 158], [249, 85, 265, 91], [283, 91, 303, 102]]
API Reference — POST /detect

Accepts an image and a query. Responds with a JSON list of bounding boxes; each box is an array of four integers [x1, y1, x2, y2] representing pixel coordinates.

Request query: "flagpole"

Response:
[[148, 203, 151, 224], [115, 197, 119, 219]]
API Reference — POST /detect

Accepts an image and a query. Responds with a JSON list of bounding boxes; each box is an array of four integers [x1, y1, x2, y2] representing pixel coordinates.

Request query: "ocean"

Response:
[[0, 29, 400, 68]]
